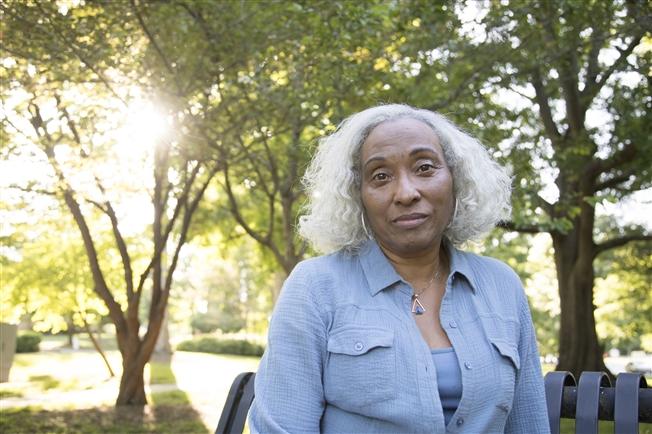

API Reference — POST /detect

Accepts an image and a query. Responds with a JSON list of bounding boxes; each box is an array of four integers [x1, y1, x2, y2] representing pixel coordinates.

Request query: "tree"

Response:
[[403, 0, 651, 376], [1, 1, 219, 404], [116, 1, 396, 284]]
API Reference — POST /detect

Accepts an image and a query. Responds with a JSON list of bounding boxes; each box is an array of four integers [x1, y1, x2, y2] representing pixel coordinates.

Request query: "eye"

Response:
[[417, 163, 435, 173], [372, 172, 389, 181]]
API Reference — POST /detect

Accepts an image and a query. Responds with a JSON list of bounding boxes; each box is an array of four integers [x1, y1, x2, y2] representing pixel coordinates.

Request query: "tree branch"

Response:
[[595, 234, 652, 257], [595, 172, 634, 192], [130, 0, 182, 94], [531, 68, 561, 142], [587, 141, 637, 178], [496, 220, 544, 234], [580, 32, 644, 113], [98, 185, 135, 298]]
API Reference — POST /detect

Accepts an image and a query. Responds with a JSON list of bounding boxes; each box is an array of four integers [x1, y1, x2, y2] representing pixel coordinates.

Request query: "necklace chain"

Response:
[[411, 263, 441, 315], [413, 267, 441, 297]]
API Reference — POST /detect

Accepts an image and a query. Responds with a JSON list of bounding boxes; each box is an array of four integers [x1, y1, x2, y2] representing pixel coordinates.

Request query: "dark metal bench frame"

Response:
[[545, 371, 650, 434], [215, 372, 256, 434], [216, 371, 651, 434]]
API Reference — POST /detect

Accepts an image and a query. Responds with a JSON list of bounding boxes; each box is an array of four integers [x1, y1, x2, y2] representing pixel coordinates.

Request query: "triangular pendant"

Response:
[[411, 297, 426, 315]]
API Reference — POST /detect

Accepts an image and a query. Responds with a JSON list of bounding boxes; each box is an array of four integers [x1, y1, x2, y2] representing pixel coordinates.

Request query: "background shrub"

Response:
[[16, 332, 42, 353], [177, 336, 264, 357]]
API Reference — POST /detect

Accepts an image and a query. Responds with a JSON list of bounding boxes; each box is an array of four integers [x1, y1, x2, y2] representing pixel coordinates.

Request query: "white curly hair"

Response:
[[298, 104, 512, 254]]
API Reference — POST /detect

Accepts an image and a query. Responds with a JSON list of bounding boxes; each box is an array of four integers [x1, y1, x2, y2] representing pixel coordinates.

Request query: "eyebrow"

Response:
[[409, 146, 438, 157], [363, 146, 439, 169]]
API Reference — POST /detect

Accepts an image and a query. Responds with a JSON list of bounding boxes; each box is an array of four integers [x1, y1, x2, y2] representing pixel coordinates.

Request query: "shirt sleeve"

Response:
[[504, 291, 551, 434], [249, 262, 327, 434]]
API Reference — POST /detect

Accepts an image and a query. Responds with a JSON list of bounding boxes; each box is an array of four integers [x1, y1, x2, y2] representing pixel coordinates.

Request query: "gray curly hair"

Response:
[[298, 104, 512, 254]]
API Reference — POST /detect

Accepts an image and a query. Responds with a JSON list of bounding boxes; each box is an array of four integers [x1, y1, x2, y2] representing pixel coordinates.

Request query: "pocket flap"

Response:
[[327, 326, 394, 356], [491, 339, 521, 370]]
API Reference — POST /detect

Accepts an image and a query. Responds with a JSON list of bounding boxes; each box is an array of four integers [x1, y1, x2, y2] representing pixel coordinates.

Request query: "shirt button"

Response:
[[464, 362, 472, 370], [456, 417, 464, 426], [449, 320, 458, 328], [354, 342, 364, 351]]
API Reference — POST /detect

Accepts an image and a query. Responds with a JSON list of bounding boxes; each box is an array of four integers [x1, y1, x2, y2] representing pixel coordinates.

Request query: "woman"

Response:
[[249, 104, 550, 433]]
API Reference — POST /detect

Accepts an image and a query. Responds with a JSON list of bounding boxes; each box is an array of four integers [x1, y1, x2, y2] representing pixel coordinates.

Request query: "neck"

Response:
[[379, 240, 446, 285]]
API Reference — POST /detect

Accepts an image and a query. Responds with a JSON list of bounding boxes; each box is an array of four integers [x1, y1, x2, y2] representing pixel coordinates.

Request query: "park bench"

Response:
[[216, 371, 651, 434]]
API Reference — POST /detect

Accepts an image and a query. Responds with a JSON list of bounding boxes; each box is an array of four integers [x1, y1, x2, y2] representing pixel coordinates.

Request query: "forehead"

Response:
[[362, 117, 441, 158]]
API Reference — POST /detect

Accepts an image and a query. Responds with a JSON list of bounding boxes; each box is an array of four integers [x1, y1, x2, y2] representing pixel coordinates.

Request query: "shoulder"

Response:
[[288, 250, 358, 285], [464, 252, 522, 287], [454, 248, 527, 313], [456, 250, 522, 287], [278, 250, 360, 310]]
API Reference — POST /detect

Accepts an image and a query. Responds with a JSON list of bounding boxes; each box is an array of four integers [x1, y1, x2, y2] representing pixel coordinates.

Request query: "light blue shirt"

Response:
[[250, 239, 550, 433]]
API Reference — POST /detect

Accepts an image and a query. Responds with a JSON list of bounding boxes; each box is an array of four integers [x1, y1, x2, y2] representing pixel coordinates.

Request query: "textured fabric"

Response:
[[431, 347, 462, 426], [249, 239, 550, 434]]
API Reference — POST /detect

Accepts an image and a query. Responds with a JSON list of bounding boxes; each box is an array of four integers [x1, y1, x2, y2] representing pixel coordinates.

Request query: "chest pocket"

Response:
[[490, 338, 520, 412], [324, 326, 396, 409]]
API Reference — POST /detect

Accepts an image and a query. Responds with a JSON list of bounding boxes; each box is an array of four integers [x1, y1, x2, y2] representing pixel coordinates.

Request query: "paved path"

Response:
[[167, 351, 259, 431]]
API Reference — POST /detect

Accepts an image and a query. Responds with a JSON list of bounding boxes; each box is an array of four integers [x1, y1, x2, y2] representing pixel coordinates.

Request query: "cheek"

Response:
[[361, 188, 387, 219]]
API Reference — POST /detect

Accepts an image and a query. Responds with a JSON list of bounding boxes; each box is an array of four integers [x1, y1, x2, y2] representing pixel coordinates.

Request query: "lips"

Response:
[[392, 213, 428, 228]]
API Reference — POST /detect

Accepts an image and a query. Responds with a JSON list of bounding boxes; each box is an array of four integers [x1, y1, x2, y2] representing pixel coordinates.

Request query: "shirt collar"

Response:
[[358, 238, 479, 296], [358, 240, 403, 296], [444, 238, 478, 293]]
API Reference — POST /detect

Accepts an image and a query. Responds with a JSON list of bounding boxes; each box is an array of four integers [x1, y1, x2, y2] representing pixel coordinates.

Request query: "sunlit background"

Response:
[[1, 0, 650, 432]]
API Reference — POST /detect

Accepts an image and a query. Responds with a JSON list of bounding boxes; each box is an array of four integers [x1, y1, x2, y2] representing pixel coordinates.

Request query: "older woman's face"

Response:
[[360, 118, 454, 258]]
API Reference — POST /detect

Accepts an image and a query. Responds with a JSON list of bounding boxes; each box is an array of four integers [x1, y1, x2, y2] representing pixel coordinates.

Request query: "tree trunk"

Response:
[[116, 349, 148, 406], [154, 311, 171, 355], [552, 229, 610, 379], [65, 316, 75, 348]]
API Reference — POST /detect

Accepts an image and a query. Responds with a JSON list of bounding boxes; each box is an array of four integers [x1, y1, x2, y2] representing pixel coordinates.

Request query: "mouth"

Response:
[[392, 213, 428, 229]]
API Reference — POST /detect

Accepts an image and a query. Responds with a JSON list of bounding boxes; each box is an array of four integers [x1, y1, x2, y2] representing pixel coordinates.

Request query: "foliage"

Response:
[[1, 212, 115, 334], [1, 0, 650, 385], [595, 240, 652, 352], [177, 336, 265, 357], [190, 313, 238, 335], [15, 332, 41, 353]]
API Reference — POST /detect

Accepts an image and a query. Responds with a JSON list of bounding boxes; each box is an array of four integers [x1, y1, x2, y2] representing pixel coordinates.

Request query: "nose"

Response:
[[394, 173, 420, 205]]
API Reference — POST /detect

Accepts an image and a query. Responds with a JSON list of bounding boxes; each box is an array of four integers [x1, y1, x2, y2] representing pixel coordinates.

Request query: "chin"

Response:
[[387, 238, 439, 257]]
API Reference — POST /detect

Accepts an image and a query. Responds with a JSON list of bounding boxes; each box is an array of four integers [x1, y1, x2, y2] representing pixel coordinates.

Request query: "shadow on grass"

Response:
[[0, 405, 208, 434], [28, 374, 60, 390]]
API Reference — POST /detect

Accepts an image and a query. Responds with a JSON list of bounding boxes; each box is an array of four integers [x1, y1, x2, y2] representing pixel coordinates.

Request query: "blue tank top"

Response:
[[431, 347, 462, 425]]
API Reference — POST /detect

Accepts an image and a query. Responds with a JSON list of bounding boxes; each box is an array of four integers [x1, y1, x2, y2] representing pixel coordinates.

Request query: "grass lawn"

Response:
[[559, 419, 652, 434], [0, 406, 207, 434], [0, 346, 260, 434]]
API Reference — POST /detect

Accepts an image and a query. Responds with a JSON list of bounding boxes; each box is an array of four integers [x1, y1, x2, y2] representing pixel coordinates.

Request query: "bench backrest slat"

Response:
[[576, 372, 611, 434], [615, 373, 648, 434]]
